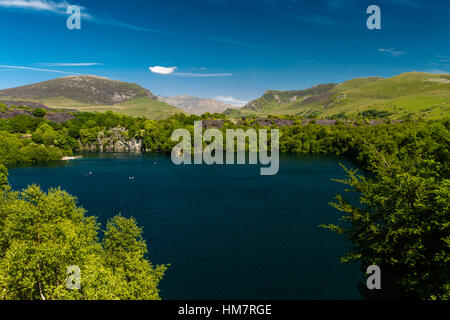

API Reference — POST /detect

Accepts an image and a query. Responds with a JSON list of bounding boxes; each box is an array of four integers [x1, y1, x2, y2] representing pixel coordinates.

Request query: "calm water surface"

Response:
[[9, 153, 363, 300]]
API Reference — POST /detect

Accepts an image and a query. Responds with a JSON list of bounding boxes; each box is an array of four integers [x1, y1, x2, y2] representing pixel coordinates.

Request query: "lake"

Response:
[[8, 153, 364, 300]]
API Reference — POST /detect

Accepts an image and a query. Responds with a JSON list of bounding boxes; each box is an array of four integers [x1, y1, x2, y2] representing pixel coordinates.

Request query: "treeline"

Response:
[[0, 111, 226, 165], [2, 111, 448, 167]]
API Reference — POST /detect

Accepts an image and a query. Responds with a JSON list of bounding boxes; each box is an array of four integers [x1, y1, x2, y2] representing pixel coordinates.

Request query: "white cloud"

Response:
[[149, 66, 177, 75], [174, 72, 233, 77], [40, 62, 103, 67], [378, 48, 406, 57], [0, 64, 80, 75], [0, 0, 68, 13], [215, 96, 248, 106], [149, 66, 233, 77]]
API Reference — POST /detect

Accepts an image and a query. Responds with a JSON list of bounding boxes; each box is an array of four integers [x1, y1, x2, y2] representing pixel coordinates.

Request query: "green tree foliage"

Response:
[[322, 148, 449, 300], [32, 108, 47, 118], [0, 164, 9, 192], [0, 179, 167, 300], [4, 115, 44, 133]]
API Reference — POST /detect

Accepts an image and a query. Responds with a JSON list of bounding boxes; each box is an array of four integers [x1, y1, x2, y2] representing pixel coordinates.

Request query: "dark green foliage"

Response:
[[32, 108, 47, 118], [359, 109, 393, 119], [4, 114, 45, 133], [322, 154, 449, 300]]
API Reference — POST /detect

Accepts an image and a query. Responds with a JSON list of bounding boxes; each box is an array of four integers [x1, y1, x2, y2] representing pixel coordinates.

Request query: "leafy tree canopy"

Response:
[[0, 174, 167, 300]]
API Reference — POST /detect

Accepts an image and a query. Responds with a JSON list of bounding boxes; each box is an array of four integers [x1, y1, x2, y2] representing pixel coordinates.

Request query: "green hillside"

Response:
[[236, 72, 450, 119], [0, 76, 183, 120]]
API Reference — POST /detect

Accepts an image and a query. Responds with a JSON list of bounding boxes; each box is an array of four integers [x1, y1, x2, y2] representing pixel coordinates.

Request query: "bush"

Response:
[[33, 108, 47, 118]]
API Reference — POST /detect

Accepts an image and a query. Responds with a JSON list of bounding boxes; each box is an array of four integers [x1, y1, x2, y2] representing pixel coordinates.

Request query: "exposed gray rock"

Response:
[[0, 100, 75, 123], [79, 127, 144, 152]]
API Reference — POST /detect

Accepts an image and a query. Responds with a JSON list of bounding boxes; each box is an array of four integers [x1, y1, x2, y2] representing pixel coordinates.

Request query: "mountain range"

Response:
[[1, 72, 449, 120], [226, 72, 450, 120]]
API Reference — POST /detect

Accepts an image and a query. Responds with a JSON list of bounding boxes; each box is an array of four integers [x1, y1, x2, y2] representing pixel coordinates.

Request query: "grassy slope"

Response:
[[0, 76, 152, 104], [8, 96, 183, 120], [233, 72, 450, 119], [89, 97, 184, 119], [0, 76, 183, 120]]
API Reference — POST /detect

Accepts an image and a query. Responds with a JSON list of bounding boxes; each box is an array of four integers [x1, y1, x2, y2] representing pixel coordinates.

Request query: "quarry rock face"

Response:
[[79, 127, 144, 152]]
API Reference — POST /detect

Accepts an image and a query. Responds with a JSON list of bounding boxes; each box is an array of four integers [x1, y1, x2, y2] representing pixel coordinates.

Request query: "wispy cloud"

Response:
[[384, 0, 422, 7], [212, 37, 270, 50], [107, 20, 173, 35], [421, 68, 449, 74], [215, 96, 247, 106], [436, 55, 450, 63], [0, 64, 80, 75], [0, 0, 168, 34], [286, 11, 334, 26], [0, 0, 91, 18], [149, 66, 233, 77], [378, 48, 406, 57], [40, 62, 104, 67], [173, 72, 233, 78], [0, 0, 68, 13]]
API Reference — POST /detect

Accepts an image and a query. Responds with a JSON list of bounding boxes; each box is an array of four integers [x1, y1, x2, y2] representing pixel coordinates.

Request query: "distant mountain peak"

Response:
[[0, 76, 156, 105], [157, 95, 238, 115], [0, 76, 184, 119]]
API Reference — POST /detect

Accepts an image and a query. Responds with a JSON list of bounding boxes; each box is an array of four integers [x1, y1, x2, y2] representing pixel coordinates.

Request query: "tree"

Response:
[[0, 184, 167, 300], [0, 164, 9, 192], [322, 151, 450, 300], [33, 108, 47, 118], [102, 216, 167, 300]]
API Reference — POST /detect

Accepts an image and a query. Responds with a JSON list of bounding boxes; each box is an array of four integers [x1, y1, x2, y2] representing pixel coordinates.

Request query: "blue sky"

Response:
[[0, 0, 449, 105]]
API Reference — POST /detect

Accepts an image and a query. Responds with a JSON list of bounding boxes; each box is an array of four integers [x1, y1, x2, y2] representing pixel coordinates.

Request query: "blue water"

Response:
[[8, 153, 363, 300]]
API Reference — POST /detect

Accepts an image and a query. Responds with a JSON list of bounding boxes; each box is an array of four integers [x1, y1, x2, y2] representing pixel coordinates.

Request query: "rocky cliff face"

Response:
[[242, 84, 338, 111], [79, 127, 144, 152]]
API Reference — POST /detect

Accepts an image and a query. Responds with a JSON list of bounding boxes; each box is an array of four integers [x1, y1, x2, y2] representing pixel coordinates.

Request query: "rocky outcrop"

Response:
[[242, 84, 337, 111], [0, 100, 76, 123], [79, 127, 144, 152], [201, 118, 396, 129], [203, 119, 295, 129], [241, 119, 295, 127]]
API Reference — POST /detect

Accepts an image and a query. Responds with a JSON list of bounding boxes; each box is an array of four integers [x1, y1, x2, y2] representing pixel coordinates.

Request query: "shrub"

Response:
[[33, 108, 47, 118]]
